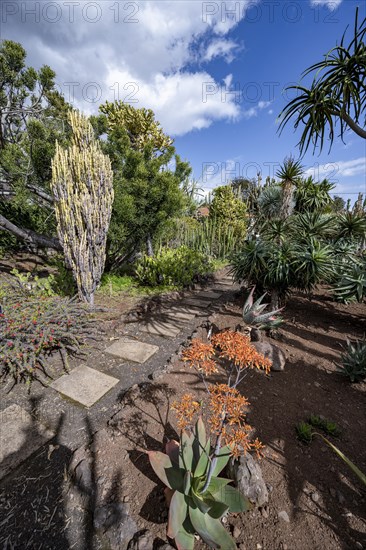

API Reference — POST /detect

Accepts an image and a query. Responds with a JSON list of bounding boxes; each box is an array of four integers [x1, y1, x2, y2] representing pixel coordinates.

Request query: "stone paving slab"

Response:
[[181, 298, 212, 308], [50, 365, 119, 408], [140, 319, 181, 338], [0, 404, 55, 480], [105, 339, 159, 364], [159, 309, 196, 321], [195, 291, 222, 299], [168, 304, 203, 315]]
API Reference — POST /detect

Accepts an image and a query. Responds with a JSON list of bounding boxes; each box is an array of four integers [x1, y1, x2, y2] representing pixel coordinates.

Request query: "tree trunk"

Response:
[[146, 233, 154, 257], [280, 182, 294, 220], [0, 213, 62, 251], [271, 289, 279, 310]]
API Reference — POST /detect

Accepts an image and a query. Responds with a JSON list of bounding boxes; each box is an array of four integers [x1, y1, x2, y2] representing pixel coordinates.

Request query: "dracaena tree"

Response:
[[278, 8, 366, 155]]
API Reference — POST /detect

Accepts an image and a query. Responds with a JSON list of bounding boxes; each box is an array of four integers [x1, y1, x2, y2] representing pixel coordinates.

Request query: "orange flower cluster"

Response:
[[207, 384, 264, 458], [208, 384, 250, 433], [171, 393, 201, 430], [181, 339, 218, 376], [211, 330, 271, 373]]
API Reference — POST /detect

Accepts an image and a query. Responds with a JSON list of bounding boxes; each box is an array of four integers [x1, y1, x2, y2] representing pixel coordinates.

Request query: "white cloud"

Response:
[[4, 0, 254, 135], [105, 68, 240, 135], [305, 157, 366, 180], [243, 101, 272, 119], [309, 0, 343, 10], [203, 39, 239, 62]]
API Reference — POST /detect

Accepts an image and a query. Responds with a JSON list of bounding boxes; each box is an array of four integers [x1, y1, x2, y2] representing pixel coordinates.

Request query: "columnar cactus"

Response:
[[51, 110, 114, 306]]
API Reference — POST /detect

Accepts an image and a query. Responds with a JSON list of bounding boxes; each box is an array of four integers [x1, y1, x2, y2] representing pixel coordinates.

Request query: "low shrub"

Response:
[[0, 277, 90, 387], [135, 246, 214, 288]]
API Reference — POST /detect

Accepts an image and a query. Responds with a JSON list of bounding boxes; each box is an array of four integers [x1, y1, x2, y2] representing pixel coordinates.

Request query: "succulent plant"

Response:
[[242, 287, 283, 329], [148, 417, 251, 550], [338, 339, 366, 382], [333, 261, 366, 303]]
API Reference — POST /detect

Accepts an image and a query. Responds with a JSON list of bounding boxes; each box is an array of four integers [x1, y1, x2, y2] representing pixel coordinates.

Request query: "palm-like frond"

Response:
[[277, 8, 366, 155]]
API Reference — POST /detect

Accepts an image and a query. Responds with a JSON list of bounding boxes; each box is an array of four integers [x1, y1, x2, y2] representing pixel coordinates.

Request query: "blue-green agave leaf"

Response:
[[167, 490, 187, 539], [189, 506, 236, 549], [179, 430, 195, 471], [194, 439, 211, 478], [214, 485, 252, 512], [148, 451, 184, 491], [211, 445, 233, 477]]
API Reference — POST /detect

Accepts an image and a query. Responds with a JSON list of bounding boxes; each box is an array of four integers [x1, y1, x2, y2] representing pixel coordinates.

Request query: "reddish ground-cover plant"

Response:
[[148, 330, 271, 549], [0, 295, 90, 387]]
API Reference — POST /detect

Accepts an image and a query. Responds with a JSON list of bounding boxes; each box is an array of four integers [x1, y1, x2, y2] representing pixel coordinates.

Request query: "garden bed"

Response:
[[0, 286, 365, 549]]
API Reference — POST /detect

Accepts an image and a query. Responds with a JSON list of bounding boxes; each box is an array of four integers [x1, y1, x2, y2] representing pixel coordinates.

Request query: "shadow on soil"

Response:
[[0, 397, 127, 550]]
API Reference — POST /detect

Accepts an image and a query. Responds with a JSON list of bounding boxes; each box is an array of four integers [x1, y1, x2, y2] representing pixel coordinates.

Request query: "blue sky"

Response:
[[3, 0, 366, 203]]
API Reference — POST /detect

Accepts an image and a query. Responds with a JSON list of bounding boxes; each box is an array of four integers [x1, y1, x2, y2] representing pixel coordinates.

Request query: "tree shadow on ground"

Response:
[[0, 396, 127, 550]]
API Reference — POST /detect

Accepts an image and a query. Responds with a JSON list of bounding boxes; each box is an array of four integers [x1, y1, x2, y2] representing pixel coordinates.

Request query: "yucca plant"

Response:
[[338, 339, 366, 382], [290, 211, 336, 241], [333, 261, 366, 303], [293, 238, 335, 293], [336, 212, 366, 241], [242, 287, 283, 329], [257, 185, 283, 220]]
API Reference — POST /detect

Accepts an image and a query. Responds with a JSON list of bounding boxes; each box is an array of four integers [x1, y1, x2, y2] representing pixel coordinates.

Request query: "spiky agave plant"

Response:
[[333, 260, 366, 303], [242, 287, 283, 329], [338, 339, 366, 382]]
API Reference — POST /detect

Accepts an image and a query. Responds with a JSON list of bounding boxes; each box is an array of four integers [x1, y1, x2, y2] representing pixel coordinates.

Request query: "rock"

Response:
[[311, 491, 320, 503], [233, 526, 241, 539], [355, 542, 363, 549], [127, 530, 154, 550], [250, 328, 262, 342], [95, 503, 137, 550], [337, 491, 345, 505], [260, 506, 269, 518], [278, 510, 290, 523], [228, 453, 268, 508], [252, 341, 286, 371]]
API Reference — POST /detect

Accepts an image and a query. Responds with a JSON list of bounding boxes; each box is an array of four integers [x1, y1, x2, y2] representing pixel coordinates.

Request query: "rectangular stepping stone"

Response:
[[140, 319, 181, 338], [105, 339, 159, 364], [160, 310, 195, 321], [50, 365, 119, 408], [168, 304, 201, 315], [0, 404, 55, 480], [195, 291, 222, 299], [181, 298, 212, 308]]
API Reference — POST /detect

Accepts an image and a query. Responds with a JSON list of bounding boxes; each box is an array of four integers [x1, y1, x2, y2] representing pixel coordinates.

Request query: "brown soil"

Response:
[[1, 262, 365, 549], [93, 287, 366, 550]]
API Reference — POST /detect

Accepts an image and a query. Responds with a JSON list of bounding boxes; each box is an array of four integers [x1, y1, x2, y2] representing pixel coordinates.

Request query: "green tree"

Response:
[[331, 195, 346, 213], [278, 9, 366, 155], [209, 185, 247, 228], [95, 102, 191, 264], [0, 40, 70, 250], [51, 111, 114, 306]]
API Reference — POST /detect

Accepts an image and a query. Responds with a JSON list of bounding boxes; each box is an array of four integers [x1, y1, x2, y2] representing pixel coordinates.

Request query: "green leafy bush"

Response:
[[135, 246, 214, 288], [338, 339, 366, 382]]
